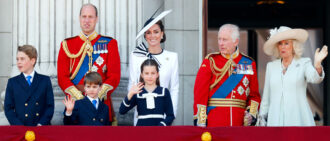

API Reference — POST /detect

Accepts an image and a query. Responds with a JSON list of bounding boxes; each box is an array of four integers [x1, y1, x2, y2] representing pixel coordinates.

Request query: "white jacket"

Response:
[[259, 58, 324, 126]]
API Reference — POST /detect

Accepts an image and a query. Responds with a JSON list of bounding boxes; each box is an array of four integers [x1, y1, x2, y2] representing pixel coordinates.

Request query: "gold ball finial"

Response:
[[201, 131, 212, 141], [25, 130, 36, 141]]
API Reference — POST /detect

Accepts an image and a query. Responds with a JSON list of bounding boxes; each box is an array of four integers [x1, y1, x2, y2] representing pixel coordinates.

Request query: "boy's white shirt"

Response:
[[23, 70, 35, 83]]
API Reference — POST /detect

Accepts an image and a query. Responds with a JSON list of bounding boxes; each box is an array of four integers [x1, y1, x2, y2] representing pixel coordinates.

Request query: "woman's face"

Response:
[[145, 24, 163, 47], [277, 40, 294, 59], [141, 66, 159, 86]]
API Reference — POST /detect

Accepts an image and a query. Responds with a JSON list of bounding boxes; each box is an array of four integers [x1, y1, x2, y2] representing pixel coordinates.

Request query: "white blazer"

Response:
[[128, 50, 179, 125], [259, 57, 324, 126]]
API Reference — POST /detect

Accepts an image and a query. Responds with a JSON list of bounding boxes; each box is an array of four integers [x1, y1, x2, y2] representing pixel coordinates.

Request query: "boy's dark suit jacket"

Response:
[[4, 72, 54, 126], [64, 96, 110, 126]]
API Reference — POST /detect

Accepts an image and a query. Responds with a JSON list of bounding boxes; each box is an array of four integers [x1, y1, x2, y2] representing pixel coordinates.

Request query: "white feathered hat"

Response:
[[263, 26, 308, 56]]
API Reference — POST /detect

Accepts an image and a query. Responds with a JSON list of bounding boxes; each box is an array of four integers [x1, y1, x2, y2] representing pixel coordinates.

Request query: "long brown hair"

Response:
[[139, 59, 160, 86]]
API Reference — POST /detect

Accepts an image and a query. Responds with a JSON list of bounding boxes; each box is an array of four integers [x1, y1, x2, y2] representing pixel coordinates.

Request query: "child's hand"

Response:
[[62, 96, 75, 115], [128, 82, 144, 100]]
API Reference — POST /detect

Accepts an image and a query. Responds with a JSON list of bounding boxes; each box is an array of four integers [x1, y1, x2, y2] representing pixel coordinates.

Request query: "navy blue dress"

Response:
[[119, 86, 174, 126]]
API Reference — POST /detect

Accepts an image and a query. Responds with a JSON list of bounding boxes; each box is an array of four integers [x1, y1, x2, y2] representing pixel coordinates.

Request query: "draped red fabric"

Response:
[[1, 126, 329, 141]]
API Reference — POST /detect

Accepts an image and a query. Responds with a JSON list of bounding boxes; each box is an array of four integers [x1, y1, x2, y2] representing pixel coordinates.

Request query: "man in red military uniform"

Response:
[[193, 24, 261, 127], [57, 4, 120, 124]]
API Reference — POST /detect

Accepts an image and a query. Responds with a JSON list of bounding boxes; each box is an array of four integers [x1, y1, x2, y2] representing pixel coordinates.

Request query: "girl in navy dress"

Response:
[[119, 59, 174, 126]]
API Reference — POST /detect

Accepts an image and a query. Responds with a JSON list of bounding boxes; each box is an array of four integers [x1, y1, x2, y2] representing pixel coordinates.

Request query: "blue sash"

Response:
[[206, 56, 252, 114], [72, 37, 112, 85]]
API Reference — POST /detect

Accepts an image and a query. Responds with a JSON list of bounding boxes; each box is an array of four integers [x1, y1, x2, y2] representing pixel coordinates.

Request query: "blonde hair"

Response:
[[273, 40, 303, 59]]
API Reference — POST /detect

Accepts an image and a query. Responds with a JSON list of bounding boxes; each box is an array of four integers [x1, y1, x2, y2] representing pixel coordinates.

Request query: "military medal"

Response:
[[101, 44, 105, 54], [105, 46, 108, 53], [246, 65, 254, 75], [93, 45, 97, 54], [97, 44, 101, 54]]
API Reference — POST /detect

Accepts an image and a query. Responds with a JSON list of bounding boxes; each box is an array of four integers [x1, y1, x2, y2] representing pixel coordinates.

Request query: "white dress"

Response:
[[128, 48, 179, 125], [259, 58, 324, 126]]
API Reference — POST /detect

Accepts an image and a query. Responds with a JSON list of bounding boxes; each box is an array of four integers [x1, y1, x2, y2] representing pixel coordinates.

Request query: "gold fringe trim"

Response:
[[98, 84, 113, 100], [64, 86, 84, 100], [248, 100, 259, 117], [196, 104, 207, 126]]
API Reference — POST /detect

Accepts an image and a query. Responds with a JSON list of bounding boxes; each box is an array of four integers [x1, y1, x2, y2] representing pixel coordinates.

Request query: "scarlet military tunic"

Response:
[[193, 51, 260, 127], [57, 32, 121, 122]]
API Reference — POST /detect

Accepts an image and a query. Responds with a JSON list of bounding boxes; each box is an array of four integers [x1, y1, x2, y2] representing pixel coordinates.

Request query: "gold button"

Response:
[[25, 103, 28, 107], [36, 113, 39, 116], [233, 96, 235, 98], [93, 118, 96, 121], [25, 114, 28, 117], [36, 102, 39, 106]]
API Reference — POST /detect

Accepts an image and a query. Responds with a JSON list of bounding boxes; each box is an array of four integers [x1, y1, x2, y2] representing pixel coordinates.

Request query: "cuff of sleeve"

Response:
[[122, 97, 131, 107], [65, 86, 84, 100], [65, 112, 72, 116], [320, 68, 325, 78], [247, 100, 259, 118], [160, 121, 166, 126], [98, 84, 113, 100]]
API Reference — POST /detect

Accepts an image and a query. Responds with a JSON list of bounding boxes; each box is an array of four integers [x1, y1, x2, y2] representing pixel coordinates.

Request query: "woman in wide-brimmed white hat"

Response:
[[257, 26, 328, 126]]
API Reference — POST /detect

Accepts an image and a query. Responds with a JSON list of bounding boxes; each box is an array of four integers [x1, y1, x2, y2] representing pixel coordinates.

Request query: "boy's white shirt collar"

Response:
[[87, 95, 99, 109], [23, 70, 35, 83]]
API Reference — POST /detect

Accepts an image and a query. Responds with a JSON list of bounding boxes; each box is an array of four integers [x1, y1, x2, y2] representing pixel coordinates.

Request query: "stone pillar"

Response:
[[164, 0, 201, 125]]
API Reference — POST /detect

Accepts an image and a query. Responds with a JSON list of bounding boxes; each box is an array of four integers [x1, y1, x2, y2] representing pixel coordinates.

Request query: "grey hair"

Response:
[[273, 40, 303, 59], [218, 24, 240, 42], [80, 3, 98, 17]]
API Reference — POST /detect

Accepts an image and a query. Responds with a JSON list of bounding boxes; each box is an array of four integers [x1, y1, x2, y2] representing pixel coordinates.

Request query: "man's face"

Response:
[[218, 29, 239, 55], [79, 5, 98, 35]]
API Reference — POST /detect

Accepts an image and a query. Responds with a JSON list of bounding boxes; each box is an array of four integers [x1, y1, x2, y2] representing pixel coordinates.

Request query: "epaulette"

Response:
[[205, 52, 221, 59], [241, 53, 255, 62], [63, 36, 78, 42], [100, 35, 113, 40]]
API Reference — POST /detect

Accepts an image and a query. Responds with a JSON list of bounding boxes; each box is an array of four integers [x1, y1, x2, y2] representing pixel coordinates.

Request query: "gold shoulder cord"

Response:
[[62, 40, 85, 58], [62, 40, 94, 80], [209, 57, 234, 90]]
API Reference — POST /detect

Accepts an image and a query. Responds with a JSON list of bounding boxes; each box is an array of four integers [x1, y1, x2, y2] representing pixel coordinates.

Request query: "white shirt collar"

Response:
[[23, 70, 35, 83], [87, 95, 99, 108]]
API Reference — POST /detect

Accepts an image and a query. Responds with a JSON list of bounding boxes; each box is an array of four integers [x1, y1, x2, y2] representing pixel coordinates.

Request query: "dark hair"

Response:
[[139, 59, 160, 86], [143, 19, 166, 43], [80, 3, 98, 17], [17, 45, 38, 66], [84, 72, 102, 86]]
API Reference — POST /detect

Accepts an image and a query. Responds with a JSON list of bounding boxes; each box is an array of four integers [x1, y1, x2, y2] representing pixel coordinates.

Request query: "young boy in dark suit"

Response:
[[4, 45, 54, 126], [63, 72, 110, 125]]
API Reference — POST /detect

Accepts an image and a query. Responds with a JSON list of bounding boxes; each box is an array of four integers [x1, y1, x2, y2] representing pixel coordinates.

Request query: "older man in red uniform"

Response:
[[194, 24, 261, 127], [57, 4, 120, 124]]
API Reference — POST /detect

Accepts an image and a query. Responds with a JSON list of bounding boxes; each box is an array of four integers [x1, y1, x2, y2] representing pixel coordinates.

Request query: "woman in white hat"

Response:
[[128, 10, 179, 125], [258, 26, 328, 126]]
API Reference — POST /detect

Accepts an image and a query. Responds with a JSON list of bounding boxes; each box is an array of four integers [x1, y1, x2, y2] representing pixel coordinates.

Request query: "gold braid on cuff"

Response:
[[98, 84, 113, 100], [248, 100, 259, 118], [196, 104, 207, 127], [64, 86, 84, 100]]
